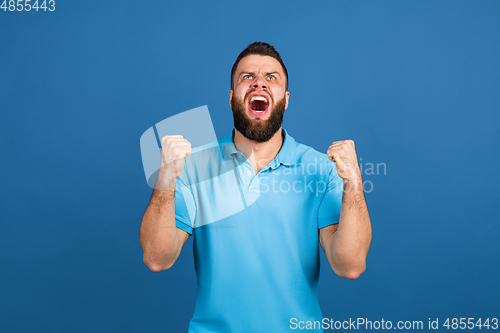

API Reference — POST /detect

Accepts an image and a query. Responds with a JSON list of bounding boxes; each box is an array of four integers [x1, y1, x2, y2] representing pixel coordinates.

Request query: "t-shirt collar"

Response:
[[221, 129, 296, 168]]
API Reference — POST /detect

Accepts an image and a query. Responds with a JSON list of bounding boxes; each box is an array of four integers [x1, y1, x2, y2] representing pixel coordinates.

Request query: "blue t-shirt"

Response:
[[175, 129, 343, 333]]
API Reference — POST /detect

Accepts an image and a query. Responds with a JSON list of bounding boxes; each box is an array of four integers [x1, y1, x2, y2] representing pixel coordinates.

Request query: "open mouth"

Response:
[[248, 96, 270, 114]]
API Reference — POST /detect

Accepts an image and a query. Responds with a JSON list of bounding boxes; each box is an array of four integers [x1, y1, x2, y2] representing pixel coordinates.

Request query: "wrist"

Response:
[[343, 177, 364, 192], [155, 165, 178, 190]]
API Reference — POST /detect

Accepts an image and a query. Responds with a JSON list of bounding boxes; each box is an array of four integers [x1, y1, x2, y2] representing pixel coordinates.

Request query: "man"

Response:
[[140, 42, 372, 332]]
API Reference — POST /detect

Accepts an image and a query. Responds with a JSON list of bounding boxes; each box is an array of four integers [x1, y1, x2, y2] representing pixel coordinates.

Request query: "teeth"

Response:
[[250, 96, 268, 103]]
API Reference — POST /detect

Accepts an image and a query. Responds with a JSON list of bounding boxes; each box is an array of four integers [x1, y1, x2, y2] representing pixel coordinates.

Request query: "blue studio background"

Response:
[[1, 1, 499, 332]]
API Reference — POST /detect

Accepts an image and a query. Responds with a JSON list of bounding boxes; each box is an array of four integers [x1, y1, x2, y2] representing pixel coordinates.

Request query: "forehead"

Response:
[[235, 55, 284, 75]]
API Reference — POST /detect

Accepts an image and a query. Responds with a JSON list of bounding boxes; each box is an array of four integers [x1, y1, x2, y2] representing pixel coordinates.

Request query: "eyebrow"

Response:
[[240, 71, 282, 78]]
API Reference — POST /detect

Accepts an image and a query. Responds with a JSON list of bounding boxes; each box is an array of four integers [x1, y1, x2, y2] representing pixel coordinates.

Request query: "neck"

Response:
[[233, 127, 284, 173]]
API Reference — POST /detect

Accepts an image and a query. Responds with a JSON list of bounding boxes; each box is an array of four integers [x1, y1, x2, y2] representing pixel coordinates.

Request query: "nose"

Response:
[[252, 73, 267, 89]]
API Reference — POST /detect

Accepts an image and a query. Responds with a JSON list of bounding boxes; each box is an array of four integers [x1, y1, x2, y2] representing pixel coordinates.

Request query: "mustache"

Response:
[[244, 89, 274, 104]]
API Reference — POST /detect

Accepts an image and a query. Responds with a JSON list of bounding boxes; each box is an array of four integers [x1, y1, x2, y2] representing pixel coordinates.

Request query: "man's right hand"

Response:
[[155, 135, 192, 190]]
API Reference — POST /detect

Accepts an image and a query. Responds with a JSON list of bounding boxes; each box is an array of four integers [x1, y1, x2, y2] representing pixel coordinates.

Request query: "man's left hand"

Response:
[[327, 140, 362, 181]]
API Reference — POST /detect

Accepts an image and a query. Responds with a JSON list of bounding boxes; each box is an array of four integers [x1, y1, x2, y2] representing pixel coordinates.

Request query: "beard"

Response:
[[231, 93, 286, 143]]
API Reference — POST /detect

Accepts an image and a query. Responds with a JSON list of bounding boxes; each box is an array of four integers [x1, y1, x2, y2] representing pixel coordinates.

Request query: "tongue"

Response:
[[250, 100, 269, 111]]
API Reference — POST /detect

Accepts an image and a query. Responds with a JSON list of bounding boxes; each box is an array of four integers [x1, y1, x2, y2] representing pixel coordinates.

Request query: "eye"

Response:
[[243, 74, 253, 80], [267, 75, 276, 81]]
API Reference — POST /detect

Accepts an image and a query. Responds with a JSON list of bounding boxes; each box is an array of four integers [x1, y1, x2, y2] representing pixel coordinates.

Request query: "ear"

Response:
[[284, 91, 290, 110], [228, 89, 233, 107]]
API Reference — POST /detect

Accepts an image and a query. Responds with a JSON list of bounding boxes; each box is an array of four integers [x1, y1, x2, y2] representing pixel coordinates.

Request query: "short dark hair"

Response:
[[231, 42, 288, 91]]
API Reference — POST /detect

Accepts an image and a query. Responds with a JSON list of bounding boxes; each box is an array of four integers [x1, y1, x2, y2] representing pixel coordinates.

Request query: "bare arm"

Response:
[[140, 188, 190, 272], [139, 135, 192, 272], [319, 179, 371, 279], [321, 140, 372, 280]]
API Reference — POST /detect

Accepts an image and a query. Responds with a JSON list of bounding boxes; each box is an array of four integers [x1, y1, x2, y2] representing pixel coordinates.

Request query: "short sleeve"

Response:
[[317, 165, 343, 229], [175, 176, 196, 235]]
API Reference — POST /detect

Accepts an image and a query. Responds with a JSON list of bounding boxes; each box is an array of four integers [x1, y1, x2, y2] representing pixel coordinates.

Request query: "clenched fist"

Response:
[[327, 140, 362, 182], [155, 135, 192, 190]]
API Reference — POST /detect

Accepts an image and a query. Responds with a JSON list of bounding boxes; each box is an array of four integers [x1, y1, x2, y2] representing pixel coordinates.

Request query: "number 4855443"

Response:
[[1, 0, 55, 11]]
